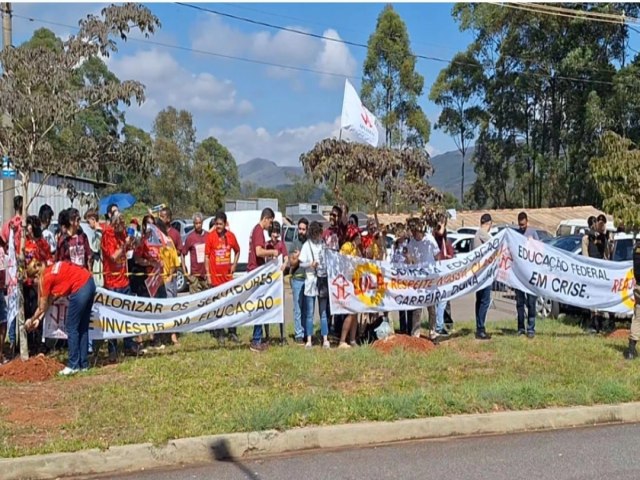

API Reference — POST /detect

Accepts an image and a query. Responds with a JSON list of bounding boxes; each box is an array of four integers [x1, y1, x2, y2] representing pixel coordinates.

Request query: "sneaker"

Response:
[[80, 368, 89, 372], [338, 342, 351, 349], [250, 342, 267, 353], [435, 328, 450, 338], [517, 330, 526, 336], [216, 335, 226, 347], [349, 341, 357, 347], [475, 331, 492, 340], [527, 332, 535, 339], [294, 337, 305, 346], [322, 341, 331, 349], [229, 333, 241, 344], [58, 367, 79, 376], [305, 342, 313, 350]]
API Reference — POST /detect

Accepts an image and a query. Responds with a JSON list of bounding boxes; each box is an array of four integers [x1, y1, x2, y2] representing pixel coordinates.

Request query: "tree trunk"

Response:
[[17, 173, 28, 359]]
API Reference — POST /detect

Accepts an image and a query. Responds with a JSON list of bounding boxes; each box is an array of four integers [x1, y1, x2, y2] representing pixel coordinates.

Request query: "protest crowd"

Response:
[[0, 194, 638, 376]]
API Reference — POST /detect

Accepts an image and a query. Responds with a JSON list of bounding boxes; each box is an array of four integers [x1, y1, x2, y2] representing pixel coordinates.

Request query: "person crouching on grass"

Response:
[[24, 259, 96, 376]]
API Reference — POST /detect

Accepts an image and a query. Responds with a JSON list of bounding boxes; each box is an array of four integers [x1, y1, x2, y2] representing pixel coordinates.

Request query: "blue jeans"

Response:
[[107, 286, 135, 354], [67, 278, 96, 370], [515, 290, 537, 333], [436, 301, 448, 332], [475, 287, 492, 334], [290, 278, 306, 340], [304, 294, 328, 338]]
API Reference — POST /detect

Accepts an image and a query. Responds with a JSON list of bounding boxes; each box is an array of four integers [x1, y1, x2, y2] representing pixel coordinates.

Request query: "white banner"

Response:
[[327, 237, 502, 314], [6, 228, 18, 333], [43, 261, 284, 340], [498, 229, 634, 314], [340, 79, 379, 147], [327, 229, 635, 315]]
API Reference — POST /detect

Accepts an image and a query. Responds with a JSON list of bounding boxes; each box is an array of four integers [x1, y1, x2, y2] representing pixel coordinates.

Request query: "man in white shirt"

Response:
[[406, 218, 440, 340]]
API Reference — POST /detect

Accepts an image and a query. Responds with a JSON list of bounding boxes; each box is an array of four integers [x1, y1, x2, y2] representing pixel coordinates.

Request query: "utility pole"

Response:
[[2, 2, 13, 225]]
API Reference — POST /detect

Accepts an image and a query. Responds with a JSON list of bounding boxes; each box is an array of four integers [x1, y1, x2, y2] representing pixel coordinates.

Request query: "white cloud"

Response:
[[190, 16, 356, 88], [314, 29, 358, 88], [426, 144, 441, 157], [107, 48, 253, 124], [209, 117, 342, 166]]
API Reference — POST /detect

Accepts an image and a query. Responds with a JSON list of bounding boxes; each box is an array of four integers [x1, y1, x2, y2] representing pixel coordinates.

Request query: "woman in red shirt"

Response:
[[25, 260, 96, 376]]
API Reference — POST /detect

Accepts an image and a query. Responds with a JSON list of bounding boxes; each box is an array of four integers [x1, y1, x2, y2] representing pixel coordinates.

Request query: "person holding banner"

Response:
[[205, 211, 241, 345], [473, 214, 493, 340], [337, 224, 362, 348], [515, 212, 539, 338], [101, 212, 142, 361], [289, 218, 309, 345], [625, 240, 640, 360], [299, 221, 331, 349], [248, 208, 279, 352], [406, 218, 440, 341], [265, 220, 288, 344], [24, 260, 96, 376], [434, 214, 454, 337]]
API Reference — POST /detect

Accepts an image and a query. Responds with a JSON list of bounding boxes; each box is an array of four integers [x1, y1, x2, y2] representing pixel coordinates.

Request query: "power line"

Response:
[[11, 13, 361, 80], [10, 8, 638, 90], [519, 2, 636, 23], [491, 2, 640, 26], [172, 2, 630, 88]]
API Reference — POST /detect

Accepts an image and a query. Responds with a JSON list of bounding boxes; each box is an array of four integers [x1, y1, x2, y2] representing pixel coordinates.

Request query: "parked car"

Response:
[[556, 218, 615, 237], [171, 219, 194, 245], [449, 233, 474, 256]]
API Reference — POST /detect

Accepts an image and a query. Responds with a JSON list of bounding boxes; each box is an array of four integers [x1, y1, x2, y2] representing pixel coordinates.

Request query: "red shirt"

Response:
[[168, 227, 183, 253], [42, 261, 91, 297], [135, 239, 161, 275], [323, 224, 346, 251], [267, 239, 288, 259], [56, 232, 91, 269], [247, 224, 266, 272], [101, 225, 130, 290], [183, 230, 209, 278], [205, 229, 240, 286]]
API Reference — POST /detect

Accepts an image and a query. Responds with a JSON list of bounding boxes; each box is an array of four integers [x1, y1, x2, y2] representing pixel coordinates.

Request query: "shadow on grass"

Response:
[[210, 439, 260, 480]]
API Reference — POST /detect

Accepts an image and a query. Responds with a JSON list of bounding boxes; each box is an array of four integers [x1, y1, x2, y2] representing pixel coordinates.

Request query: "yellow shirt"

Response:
[[159, 245, 180, 281], [340, 242, 358, 257]]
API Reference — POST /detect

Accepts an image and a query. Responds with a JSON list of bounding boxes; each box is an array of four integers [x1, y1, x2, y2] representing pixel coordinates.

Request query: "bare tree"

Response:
[[0, 3, 160, 358]]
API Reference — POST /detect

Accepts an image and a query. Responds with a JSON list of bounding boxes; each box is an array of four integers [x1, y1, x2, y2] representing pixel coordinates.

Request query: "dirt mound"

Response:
[[373, 334, 436, 354], [0, 354, 66, 383], [608, 329, 630, 340]]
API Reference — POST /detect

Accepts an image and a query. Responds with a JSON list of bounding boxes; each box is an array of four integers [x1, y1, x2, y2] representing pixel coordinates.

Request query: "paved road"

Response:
[[84, 423, 640, 480]]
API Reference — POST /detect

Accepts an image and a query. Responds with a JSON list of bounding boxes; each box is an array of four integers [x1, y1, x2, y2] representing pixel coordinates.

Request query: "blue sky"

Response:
[[9, 3, 640, 167]]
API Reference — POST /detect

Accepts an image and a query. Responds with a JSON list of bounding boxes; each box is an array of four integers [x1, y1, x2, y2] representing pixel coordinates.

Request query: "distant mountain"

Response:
[[237, 158, 303, 188], [429, 147, 476, 200], [237, 148, 477, 201]]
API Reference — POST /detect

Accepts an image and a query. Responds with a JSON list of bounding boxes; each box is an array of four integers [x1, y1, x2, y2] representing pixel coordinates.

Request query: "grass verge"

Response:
[[0, 317, 638, 458]]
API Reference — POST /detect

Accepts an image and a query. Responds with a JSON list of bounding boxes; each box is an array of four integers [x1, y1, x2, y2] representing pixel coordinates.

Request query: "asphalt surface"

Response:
[[83, 423, 640, 480]]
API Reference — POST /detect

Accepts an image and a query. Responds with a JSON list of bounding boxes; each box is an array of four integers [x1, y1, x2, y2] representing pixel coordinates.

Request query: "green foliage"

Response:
[[300, 138, 441, 222], [591, 131, 640, 229], [429, 50, 485, 202], [361, 5, 430, 148], [448, 2, 640, 209], [196, 137, 240, 198]]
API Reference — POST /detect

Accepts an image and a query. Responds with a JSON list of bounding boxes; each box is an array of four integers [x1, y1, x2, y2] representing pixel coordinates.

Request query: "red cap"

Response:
[[130, 218, 140, 226]]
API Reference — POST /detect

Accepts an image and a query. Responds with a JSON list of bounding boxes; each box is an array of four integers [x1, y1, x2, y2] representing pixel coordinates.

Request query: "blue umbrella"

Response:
[[99, 193, 137, 215]]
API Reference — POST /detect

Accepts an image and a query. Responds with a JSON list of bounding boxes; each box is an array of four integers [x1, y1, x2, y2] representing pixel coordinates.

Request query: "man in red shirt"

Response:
[[205, 211, 240, 345], [101, 212, 141, 361], [183, 213, 209, 293], [248, 208, 279, 352]]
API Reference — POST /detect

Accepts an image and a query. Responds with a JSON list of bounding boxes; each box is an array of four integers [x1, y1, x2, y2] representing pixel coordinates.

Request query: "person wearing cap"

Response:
[[406, 218, 440, 341], [473, 214, 493, 340]]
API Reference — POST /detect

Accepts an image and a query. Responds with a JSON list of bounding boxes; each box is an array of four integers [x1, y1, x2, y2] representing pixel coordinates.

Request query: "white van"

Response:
[[556, 218, 615, 237], [203, 210, 284, 272]]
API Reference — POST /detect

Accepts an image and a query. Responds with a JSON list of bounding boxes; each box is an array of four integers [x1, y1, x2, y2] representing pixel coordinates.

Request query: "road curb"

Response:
[[3, 402, 640, 479]]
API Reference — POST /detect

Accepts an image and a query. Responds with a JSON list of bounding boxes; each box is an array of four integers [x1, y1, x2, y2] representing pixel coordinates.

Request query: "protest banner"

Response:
[[498, 228, 634, 315], [43, 260, 284, 340], [326, 236, 502, 314], [6, 229, 18, 333], [327, 229, 636, 315]]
